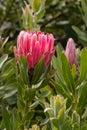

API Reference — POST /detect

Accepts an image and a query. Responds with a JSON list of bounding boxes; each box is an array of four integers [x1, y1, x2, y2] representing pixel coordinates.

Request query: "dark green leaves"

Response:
[[52, 46, 75, 101], [78, 48, 87, 84], [0, 58, 17, 106], [81, 0, 87, 27], [61, 53, 75, 93], [72, 26, 87, 46], [2, 107, 12, 130], [32, 58, 44, 84], [78, 82, 87, 114], [72, 0, 87, 46], [77, 49, 87, 114], [19, 56, 29, 85]]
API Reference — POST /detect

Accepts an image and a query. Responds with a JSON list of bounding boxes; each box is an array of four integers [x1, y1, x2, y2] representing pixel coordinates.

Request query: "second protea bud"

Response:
[[65, 38, 78, 66]]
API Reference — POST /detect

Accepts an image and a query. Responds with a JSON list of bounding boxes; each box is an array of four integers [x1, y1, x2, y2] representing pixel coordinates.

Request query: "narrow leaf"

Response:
[[2, 107, 12, 130], [61, 53, 75, 93], [0, 54, 8, 69], [78, 82, 87, 114], [19, 56, 29, 85], [32, 58, 44, 84], [72, 26, 87, 46], [78, 48, 87, 84], [33, 0, 41, 12]]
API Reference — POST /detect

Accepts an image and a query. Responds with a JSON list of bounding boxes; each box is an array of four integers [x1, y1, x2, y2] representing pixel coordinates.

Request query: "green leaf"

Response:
[[0, 37, 9, 49], [81, 123, 87, 130], [4, 95, 17, 106], [3, 88, 17, 99], [33, 0, 41, 12], [32, 58, 44, 84], [0, 59, 16, 88], [78, 48, 87, 84], [52, 118, 59, 129], [1, 68, 15, 80], [52, 47, 66, 88], [22, 3, 34, 30], [26, 111, 35, 121], [37, 9, 45, 21], [61, 53, 75, 93], [40, 90, 51, 98], [36, 0, 45, 20], [52, 47, 72, 100], [71, 64, 77, 79], [29, 0, 34, 7], [17, 99, 25, 113], [57, 20, 69, 25], [19, 56, 29, 85], [0, 86, 4, 96], [72, 26, 87, 46], [17, 76, 26, 99], [52, 46, 62, 72], [11, 108, 20, 130], [40, 118, 49, 125], [30, 101, 39, 109], [0, 54, 8, 70], [78, 82, 87, 114], [1, 58, 16, 72], [81, 0, 87, 27], [2, 107, 12, 130], [54, 83, 72, 100], [24, 88, 36, 101], [81, 0, 87, 15], [42, 125, 47, 130], [72, 111, 80, 124]]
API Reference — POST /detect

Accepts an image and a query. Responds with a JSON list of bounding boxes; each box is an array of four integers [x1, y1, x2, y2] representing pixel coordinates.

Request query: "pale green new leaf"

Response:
[[0, 54, 8, 70], [33, 0, 41, 12], [71, 64, 77, 79]]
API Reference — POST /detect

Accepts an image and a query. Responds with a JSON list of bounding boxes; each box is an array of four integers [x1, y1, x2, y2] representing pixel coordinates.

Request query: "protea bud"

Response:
[[14, 31, 55, 69], [65, 38, 78, 66]]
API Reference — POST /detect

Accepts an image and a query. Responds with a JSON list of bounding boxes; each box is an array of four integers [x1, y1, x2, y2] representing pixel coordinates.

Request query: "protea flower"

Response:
[[65, 38, 78, 66], [14, 31, 55, 69]]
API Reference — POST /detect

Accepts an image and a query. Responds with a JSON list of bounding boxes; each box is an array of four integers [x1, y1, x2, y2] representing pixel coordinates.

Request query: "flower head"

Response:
[[14, 31, 55, 69], [65, 38, 78, 66]]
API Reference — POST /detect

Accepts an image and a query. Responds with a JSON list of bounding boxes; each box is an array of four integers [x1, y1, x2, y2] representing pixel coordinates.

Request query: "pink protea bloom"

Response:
[[65, 38, 78, 66], [14, 31, 55, 69]]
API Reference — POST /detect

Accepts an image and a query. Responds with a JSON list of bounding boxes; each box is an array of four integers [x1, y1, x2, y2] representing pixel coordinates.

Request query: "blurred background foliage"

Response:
[[1, 0, 87, 129], [0, 0, 84, 51]]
